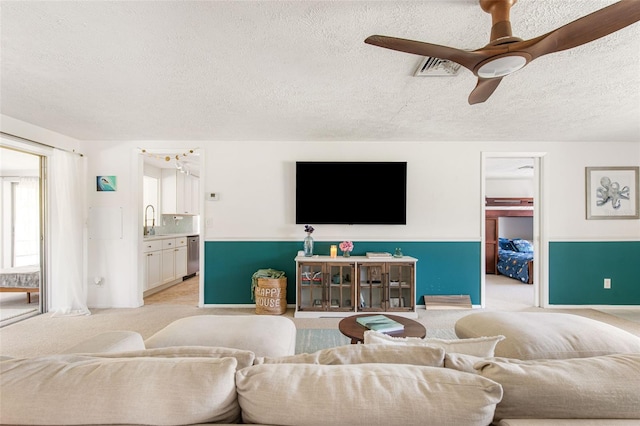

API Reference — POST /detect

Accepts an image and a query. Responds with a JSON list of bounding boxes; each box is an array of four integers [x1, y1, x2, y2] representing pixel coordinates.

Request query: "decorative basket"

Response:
[[254, 277, 287, 315]]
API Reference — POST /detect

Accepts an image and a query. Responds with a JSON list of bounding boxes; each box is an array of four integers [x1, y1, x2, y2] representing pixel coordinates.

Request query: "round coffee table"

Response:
[[338, 313, 426, 344]]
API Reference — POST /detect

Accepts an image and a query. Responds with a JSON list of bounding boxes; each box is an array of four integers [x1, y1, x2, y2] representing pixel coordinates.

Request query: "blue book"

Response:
[[356, 314, 404, 333]]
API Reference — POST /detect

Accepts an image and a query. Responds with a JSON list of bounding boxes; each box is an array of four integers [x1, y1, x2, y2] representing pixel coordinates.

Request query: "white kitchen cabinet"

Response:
[[143, 240, 162, 290], [160, 237, 188, 285], [161, 170, 199, 215], [174, 236, 188, 278], [143, 236, 189, 294], [161, 238, 177, 284], [175, 245, 188, 278], [188, 175, 199, 215]]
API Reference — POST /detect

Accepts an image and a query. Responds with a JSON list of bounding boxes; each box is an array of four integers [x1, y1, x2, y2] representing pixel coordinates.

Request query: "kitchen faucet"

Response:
[[144, 204, 156, 236]]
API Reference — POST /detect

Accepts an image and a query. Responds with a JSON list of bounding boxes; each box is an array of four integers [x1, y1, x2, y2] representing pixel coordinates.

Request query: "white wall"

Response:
[[203, 141, 482, 241], [547, 142, 640, 240], [499, 217, 534, 240], [486, 177, 534, 198]]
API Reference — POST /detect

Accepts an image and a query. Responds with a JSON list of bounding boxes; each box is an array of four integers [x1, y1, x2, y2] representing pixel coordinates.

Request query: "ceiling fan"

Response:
[[365, 0, 640, 105]]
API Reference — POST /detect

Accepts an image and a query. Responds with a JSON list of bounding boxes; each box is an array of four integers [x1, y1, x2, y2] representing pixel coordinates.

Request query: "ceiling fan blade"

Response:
[[519, 0, 640, 60], [365, 35, 489, 72], [468, 77, 503, 105]]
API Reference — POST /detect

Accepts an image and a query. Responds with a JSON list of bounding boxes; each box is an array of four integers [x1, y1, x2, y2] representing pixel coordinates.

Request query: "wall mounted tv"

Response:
[[295, 161, 407, 225]]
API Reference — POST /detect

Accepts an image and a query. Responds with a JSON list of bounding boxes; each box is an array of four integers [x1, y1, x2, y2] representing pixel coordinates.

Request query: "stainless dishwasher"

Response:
[[187, 235, 199, 277]]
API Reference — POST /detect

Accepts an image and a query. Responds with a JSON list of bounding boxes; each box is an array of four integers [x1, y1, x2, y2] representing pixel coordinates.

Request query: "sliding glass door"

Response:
[[0, 145, 45, 325]]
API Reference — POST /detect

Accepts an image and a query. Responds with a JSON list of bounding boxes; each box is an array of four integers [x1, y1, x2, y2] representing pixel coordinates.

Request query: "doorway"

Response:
[[139, 149, 202, 306], [482, 153, 545, 309], [0, 145, 45, 325]]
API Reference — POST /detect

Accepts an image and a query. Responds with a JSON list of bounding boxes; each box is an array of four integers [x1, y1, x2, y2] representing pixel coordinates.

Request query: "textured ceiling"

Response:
[[1, 0, 639, 142]]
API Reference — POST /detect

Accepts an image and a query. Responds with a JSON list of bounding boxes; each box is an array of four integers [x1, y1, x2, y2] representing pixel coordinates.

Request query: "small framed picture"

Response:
[[585, 167, 639, 219], [97, 175, 117, 192]]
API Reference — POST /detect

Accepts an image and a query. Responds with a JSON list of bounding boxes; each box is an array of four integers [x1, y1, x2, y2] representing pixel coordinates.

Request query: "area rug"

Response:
[[295, 327, 458, 354], [296, 329, 350, 354]]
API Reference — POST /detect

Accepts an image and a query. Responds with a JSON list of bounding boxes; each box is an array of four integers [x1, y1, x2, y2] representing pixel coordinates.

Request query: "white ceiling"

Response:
[[1, 0, 639, 143]]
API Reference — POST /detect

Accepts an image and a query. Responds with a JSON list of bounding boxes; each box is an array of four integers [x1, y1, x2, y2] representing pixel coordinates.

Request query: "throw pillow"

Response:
[[363, 330, 505, 357], [258, 343, 444, 367], [445, 352, 489, 373], [498, 237, 516, 251], [511, 238, 533, 252]]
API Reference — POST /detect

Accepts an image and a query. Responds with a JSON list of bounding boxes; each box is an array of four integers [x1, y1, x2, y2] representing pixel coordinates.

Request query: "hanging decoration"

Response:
[[139, 148, 199, 175]]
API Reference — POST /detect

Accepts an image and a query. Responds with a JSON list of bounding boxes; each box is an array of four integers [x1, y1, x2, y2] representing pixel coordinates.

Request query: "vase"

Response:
[[303, 234, 314, 257], [343, 251, 350, 257]]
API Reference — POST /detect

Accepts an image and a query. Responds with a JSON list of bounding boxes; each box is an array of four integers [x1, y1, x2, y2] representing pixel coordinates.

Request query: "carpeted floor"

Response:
[[1, 274, 640, 358]]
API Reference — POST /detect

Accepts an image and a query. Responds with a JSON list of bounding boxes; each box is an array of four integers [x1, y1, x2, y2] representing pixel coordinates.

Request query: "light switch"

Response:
[[208, 192, 219, 201]]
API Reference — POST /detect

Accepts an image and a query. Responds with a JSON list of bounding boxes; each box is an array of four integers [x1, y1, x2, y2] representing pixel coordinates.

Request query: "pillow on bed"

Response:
[[511, 238, 533, 252], [498, 238, 516, 251]]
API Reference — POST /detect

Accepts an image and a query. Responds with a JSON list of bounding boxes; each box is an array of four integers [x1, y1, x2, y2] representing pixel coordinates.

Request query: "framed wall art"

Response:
[[97, 175, 117, 192], [585, 166, 639, 220]]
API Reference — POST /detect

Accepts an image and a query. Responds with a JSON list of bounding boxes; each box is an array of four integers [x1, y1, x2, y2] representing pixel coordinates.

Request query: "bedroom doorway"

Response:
[[482, 153, 544, 309], [0, 143, 45, 326]]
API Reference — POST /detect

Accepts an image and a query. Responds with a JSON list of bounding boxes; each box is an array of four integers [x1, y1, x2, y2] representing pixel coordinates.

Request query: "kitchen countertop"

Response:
[[143, 233, 197, 241]]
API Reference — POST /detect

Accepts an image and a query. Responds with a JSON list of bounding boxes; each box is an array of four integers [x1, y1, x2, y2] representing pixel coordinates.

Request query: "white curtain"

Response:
[[50, 149, 90, 316], [13, 177, 40, 267]]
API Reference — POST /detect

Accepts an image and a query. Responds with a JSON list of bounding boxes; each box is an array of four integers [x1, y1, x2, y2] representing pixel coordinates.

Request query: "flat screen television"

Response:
[[295, 161, 407, 225]]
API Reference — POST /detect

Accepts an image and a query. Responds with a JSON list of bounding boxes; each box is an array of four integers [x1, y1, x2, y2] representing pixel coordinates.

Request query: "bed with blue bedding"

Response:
[[497, 238, 534, 284]]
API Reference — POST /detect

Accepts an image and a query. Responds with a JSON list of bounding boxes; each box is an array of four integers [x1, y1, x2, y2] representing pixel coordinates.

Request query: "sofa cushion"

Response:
[[61, 330, 145, 354], [455, 312, 640, 359], [236, 363, 503, 426], [495, 421, 640, 426], [475, 353, 640, 421], [144, 314, 297, 357], [0, 355, 240, 425], [91, 345, 256, 369], [445, 352, 488, 373], [364, 330, 505, 357], [258, 343, 445, 366]]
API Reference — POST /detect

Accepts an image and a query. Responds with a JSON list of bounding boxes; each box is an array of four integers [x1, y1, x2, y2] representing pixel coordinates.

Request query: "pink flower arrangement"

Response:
[[339, 241, 354, 253]]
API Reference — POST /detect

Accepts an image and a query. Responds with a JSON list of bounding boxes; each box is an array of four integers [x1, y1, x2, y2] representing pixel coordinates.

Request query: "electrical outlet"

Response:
[[604, 278, 611, 289]]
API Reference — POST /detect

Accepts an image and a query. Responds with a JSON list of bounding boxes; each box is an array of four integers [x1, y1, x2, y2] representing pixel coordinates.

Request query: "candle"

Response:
[[330, 245, 337, 258]]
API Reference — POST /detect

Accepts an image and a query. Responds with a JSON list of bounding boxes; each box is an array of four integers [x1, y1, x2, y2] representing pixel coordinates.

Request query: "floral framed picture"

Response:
[[585, 166, 639, 220]]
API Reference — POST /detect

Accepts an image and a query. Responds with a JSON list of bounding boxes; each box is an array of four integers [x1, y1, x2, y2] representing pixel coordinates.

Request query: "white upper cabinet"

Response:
[[161, 170, 199, 215]]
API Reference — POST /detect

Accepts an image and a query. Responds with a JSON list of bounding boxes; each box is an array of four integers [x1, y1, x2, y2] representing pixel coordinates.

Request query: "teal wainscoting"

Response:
[[204, 241, 481, 305], [549, 241, 640, 305]]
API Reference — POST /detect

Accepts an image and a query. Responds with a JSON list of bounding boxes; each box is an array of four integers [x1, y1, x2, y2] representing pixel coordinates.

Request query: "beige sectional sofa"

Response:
[[1, 312, 640, 425]]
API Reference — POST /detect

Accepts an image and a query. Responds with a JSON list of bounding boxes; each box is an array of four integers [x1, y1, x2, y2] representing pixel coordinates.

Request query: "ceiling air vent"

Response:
[[414, 56, 461, 77]]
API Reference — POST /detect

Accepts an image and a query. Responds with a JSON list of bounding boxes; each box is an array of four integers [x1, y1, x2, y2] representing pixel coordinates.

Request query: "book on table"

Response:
[[366, 252, 392, 259], [356, 314, 404, 333]]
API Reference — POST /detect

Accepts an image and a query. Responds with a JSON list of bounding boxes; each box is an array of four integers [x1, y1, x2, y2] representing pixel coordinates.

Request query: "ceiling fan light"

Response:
[[477, 56, 527, 78]]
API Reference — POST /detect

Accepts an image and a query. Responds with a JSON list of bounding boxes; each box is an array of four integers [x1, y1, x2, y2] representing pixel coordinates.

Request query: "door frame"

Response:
[[480, 152, 548, 308], [136, 148, 204, 307]]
